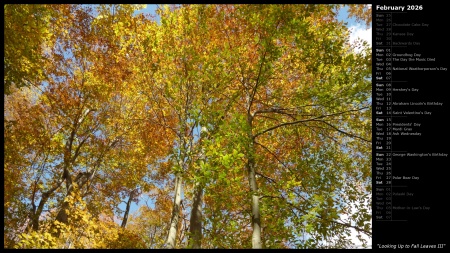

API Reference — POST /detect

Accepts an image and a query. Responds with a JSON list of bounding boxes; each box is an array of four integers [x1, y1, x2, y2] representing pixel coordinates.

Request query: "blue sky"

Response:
[[134, 4, 158, 18]]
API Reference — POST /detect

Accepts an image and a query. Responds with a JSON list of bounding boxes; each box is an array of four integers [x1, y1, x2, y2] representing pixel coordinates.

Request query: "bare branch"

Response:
[[315, 119, 371, 143], [255, 171, 276, 184], [254, 107, 369, 139], [253, 107, 298, 120]]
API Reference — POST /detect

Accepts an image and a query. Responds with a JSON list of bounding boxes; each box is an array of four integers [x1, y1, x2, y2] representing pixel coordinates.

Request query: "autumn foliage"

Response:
[[4, 4, 372, 249]]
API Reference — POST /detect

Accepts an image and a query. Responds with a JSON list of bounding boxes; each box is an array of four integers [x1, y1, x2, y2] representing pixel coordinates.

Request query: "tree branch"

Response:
[[253, 107, 298, 120], [71, 134, 90, 164], [254, 107, 369, 139], [253, 140, 306, 190], [248, 49, 267, 115], [254, 140, 289, 170], [255, 171, 276, 184], [315, 119, 371, 143]]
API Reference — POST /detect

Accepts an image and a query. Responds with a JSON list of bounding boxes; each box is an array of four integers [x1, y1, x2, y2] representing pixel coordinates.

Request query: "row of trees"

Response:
[[4, 4, 372, 248]]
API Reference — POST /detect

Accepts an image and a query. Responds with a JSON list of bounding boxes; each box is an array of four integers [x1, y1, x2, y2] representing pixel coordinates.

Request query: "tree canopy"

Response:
[[4, 4, 372, 249]]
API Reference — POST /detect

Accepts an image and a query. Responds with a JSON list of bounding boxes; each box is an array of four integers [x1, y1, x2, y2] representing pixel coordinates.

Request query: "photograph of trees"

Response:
[[4, 4, 372, 249]]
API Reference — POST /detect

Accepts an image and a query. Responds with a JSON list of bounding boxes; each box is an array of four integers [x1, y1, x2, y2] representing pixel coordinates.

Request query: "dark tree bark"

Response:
[[121, 189, 137, 228], [188, 183, 203, 248]]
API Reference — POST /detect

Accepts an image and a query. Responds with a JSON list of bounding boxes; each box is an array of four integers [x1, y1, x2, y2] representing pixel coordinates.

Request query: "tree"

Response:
[[176, 4, 371, 248], [4, 4, 170, 248]]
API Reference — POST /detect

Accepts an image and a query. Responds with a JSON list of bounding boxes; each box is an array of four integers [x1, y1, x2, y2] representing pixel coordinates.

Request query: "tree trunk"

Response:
[[188, 182, 203, 249], [54, 144, 75, 228], [29, 193, 50, 231], [54, 170, 87, 226], [247, 112, 262, 249], [53, 169, 88, 237], [55, 201, 70, 224], [121, 190, 135, 228], [165, 173, 183, 249], [248, 145, 262, 249], [28, 177, 65, 232]]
